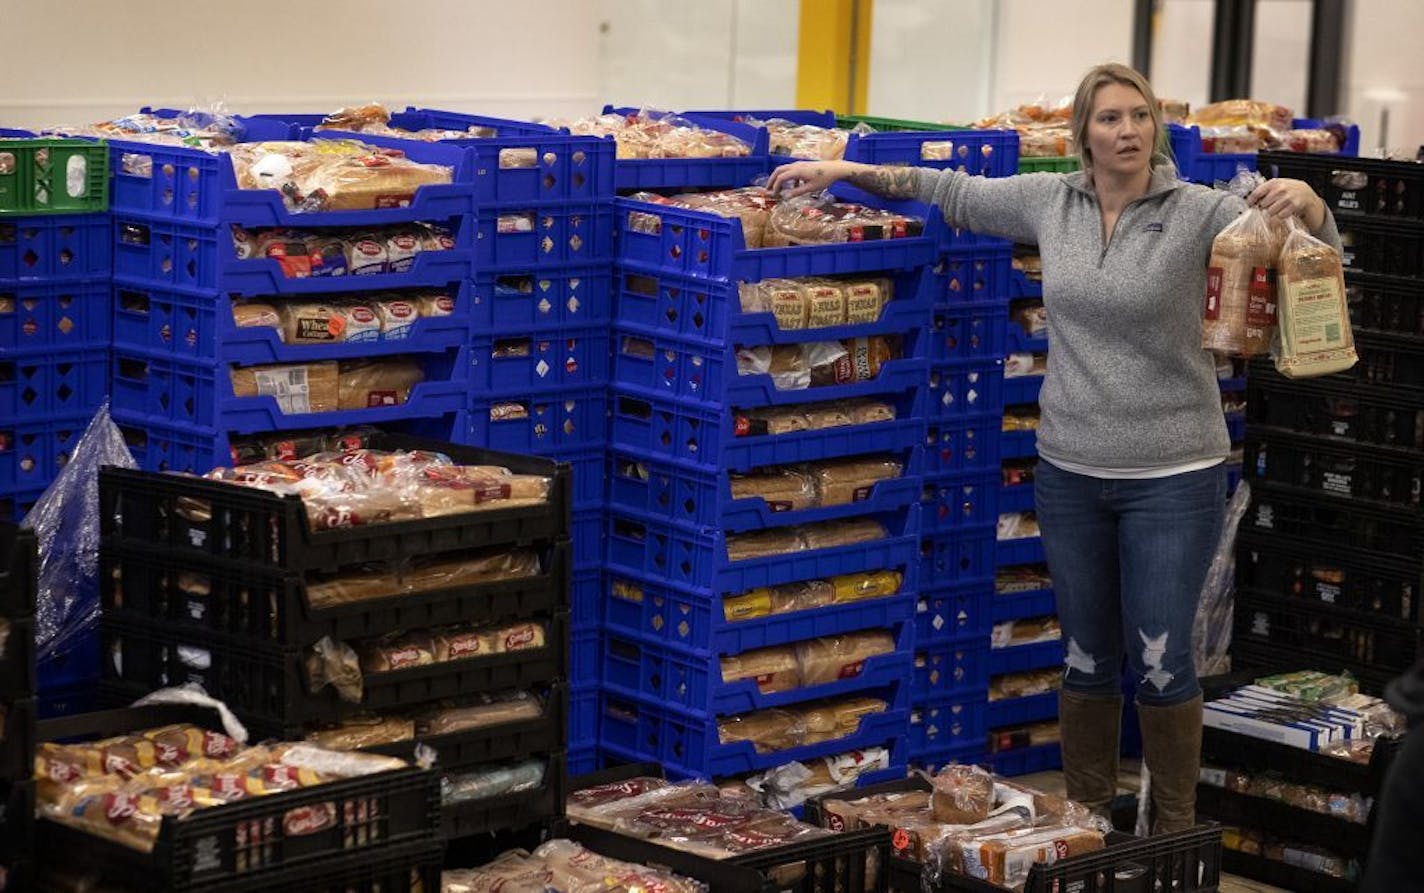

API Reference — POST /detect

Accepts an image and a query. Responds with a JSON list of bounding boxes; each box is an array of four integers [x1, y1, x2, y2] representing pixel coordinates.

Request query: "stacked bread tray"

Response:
[[97, 433, 574, 842]]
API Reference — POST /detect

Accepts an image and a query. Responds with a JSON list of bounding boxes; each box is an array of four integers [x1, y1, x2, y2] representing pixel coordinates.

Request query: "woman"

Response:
[[768, 62, 1338, 833]]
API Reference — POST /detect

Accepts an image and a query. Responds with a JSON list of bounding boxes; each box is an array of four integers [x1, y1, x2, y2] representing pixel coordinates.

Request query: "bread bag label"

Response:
[[283, 803, 337, 837], [364, 389, 402, 408], [1204, 266, 1224, 320], [1245, 266, 1277, 344], [1281, 276, 1350, 351], [252, 367, 313, 414], [296, 313, 342, 342], [723, 589, 772, 620]]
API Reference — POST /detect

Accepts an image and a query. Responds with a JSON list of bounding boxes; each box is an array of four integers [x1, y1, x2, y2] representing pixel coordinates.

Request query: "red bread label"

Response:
[[284, 803, 337, 837], [365, 390, 400, 407], [1245, 265, 1277, 327], [1204, 266, 1224, 319]]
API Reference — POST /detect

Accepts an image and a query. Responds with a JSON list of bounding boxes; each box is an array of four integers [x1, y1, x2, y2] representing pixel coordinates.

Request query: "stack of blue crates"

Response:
[[104, 113, 477, 472], [600, 152, 943, 781], [0, 131, 111, 523]]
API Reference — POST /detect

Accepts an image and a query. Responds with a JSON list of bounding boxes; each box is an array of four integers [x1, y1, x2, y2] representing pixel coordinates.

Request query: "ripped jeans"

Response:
[[1034, 460, 1226, 707]]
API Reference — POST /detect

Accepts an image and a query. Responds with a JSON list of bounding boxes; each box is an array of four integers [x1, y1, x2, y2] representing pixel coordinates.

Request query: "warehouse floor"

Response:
[[1013, 762, 1289, 893]]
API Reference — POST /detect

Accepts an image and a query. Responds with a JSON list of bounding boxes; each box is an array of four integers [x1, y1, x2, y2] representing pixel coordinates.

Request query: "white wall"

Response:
[[0, 0, 603, 128], [992, 0, 1136, 114], [866, 0, 996, 124], [1345, 0, 1424, 153]]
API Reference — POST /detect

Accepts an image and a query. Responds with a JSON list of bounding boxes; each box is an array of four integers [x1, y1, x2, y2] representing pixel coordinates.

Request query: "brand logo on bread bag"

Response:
[[284, 803, 337, 837], [1204, 267, 1224, 319], [1053, 839, 1071, 859], [297, 317, 338, 341], [350, 306, 377, 324], [365, 389, 401, 407], [386, 646, 423, 668], [839, 660, 865, 679], [505, 626, 537, 649], [103, 792, 140, 822], [154, 741, 188, 765], [446, 635, 485, 659], [827, 813, 846, 831], [892, 827, 912, 853]]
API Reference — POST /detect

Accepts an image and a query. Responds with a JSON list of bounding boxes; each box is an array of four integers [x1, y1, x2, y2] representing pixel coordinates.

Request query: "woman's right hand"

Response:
[[766, 160, 864, 197]]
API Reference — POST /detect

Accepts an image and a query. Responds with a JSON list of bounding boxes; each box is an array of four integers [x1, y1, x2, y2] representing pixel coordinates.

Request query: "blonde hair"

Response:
[[1070, 63, 1172, 171]]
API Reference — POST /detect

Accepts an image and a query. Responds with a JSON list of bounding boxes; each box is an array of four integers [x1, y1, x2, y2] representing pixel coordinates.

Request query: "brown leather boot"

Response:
[[1137, 695, 1204, 834], [1058, 689, 1122, 819]]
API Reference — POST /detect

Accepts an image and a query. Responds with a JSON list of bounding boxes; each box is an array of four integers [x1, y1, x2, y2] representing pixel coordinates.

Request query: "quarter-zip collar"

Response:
[[1066, 163, 1184, 265]]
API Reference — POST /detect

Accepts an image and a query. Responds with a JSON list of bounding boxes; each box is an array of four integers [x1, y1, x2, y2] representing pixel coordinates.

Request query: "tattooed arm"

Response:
[[766, 160, 920, 199]]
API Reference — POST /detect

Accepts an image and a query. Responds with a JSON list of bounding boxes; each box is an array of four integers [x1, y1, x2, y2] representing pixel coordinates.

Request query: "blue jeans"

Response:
[[1034, 460, 1226, 707]]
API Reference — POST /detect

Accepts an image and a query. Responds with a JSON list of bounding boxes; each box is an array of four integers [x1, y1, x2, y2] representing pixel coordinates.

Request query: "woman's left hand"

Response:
[[1247, 177, 1326, 230]]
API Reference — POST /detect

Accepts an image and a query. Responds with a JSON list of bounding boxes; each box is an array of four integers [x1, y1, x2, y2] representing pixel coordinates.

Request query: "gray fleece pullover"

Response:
[[913, 164, 1341, 470]]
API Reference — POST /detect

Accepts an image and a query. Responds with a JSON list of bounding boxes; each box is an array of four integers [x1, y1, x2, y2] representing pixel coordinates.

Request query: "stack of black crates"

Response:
[[96, 434, 574, 847], [1199, 151, 1424, 889], [0, 524, 36, 892]]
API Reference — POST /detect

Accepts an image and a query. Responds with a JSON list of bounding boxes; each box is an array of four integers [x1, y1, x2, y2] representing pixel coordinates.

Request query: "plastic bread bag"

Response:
[[416, 691, 545, 736], [1273, 218, 1358, 378], [735, 406, 812, 436], [801, 405, 854, 429], [26, 403, 137, 669], [746, 747, 893, 811], [926, 763, 996, 825], [269, 742, 406, 777], [305, 635, 364, 703], [795, 631, 895, 687], [765, 192, 922, 246], [564, 775, 679, 822], [531, 839, 709, 893], [831, 570, 903, 603], [1202, 169, 1288, 355], [228, 139, 453, 212], [802, 696, 887, 744], [769, 579, 837, 613], [842, 399, 897, 424], [441, 758, 547, 804], [232, 301, 281, 332], [305, 715, 415, 750], [809, 456, 903, 506], [724, 527, 804, 563], [764, 119, 853, 160], [1193, 478, 1252, 678], [717, 709, 805, 753], [798, 517, 888, 550], [728, 467, 818, 512], [720, 645, 802, 694]]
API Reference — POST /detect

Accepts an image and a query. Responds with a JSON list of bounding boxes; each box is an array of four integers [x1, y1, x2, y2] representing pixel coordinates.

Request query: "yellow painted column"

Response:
[[796, 0, 873, 115]]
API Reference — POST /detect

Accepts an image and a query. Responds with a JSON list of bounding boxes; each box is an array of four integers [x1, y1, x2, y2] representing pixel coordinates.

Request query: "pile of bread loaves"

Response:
[[627, 186, 923, 248], [233, 290, 452, 344], [443, 839, 710, 892], [229, 222, 457, 277]]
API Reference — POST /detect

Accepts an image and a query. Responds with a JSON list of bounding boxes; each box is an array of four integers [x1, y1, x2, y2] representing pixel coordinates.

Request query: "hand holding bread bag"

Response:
[[1274, 218, 1358, 378], [1202, 170, 1287, 355]]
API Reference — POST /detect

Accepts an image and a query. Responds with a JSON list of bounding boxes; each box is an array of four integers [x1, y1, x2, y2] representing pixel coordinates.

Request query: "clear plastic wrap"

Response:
[[531, 838, 710, 893], [1193, 479, 1251, 677], [808, 456, 903, 506], [728, 467, 817, 512], [744, 747, 893, 811], [441, 758, 547, 804], [27, 403, 136, 661], [762, 119, 866, 161], [228, 140, 452, 212], [272, 742, 406, 777], [305, 635, 364, 702], [763, 192, 922, 247], [416, 690, 544, 736], [795, 632, 895, 687], [928, 764, 995, 824], [305, 548, 541, 608], [304, 715, 415, 750], [797, 517, 889, 550], [550, 107, 750, 160], [720, 646, 801, 693], [1274, 218, 1358, 378], [1202, 170, 1288, 356], [988, 668, 1062, 701]]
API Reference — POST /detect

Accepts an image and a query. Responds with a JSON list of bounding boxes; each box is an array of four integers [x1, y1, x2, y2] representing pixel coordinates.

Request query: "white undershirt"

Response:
[[1039, 454, 1225, 480]]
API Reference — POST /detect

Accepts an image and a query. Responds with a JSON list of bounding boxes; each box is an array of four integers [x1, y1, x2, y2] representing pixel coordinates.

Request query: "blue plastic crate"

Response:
[[549, 447, 607, 511], [570, 504, 605, 571], [915, 578, 994, 645], [602, 624, 914, 717], [988, 639, 1062, 676], [927, 361, 1004, 420], [614, 261, 935, 346], [1001, 373, 1044, 406], [113, 214, 474, 296], [909, 697, 989, 757], [604, 569, 917, 657], [613, 323, 929, 408], [570, 684, 602, 752], [929, 303, 1009, 365], [1008, 268, 1042, 300], [1226, 462, 1244, 496], [572, 628, 601, 686], [615, 189, 941, 282], [0, 348, 108, 418], [599, 690, 910, 779], [1217, 374, 1247, 393], [603, 107, 771, 190], [910, 742, 988, 772], [608, 445, 922, 534], [474, 202, 613, 270], [845, 128, 1019, 179], [991, 586, 1056, 624], [937, 242, 1013, 305], [1000, 428, 1038, 461], [113, 278, 471, 364], [913, 640, 990, 699], [0, 485, 43, 523], [110, 346, 468, 435], [0, 277, 110, 353], [0, 213, 110, 280], [989, 742, 1061, 776], [1226, 412, 1245, 443], [568, 745, 602, 777], [470, 324, 610, 394], [924, 417, 1000, 475], [607, 505, 921, 595], [609, 384, 925, 472], [998, 481, 1035, 514], [922, 524, 998, 581], [987, 691, 1058, 728], [114, 411, 467, 475], [470, 265, 612, 330], [1168, 118, 1360, 185], [107, 129, 476, 226], [571, 569, 603, 627], [1005, 321, 1049, 355], [0, 412, 90, 494], [921, 470, 1001, 534], [996, 535, 1045, 567], [465, 385, 606, 454]]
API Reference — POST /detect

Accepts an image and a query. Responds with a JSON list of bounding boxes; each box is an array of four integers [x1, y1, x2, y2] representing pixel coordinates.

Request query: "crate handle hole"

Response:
[[572, 173, 586, 189], [22, 250, 38, 268]]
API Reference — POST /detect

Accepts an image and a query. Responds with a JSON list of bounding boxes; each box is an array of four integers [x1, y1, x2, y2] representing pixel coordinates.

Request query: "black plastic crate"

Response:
[[804, 776, 1222, 893], [1333, 214, 1424, 279], [1219, 848, 1357, 893], [1246, 481, 1424, 562], [33, 705, 440, 892], [1347, 272, 1424, 339], [0, 524, 36, 618], [99, 433, 572, 574], [1349, 330, 1424, 392], [1260, 150, 1424, 220], [1247, 365, 1424, 449], [1234, 591, 1423, 672], [441, 750, 566, 841], [0, 780, 34, 862], [0, 858, 31, 893], [1243, 429, 1424, 511], [1228, 639, 1401, 695], [0, 616, 33, 701], [101, 538, 571, 645], [365, 683, 567, 773], [1236, 529, 1421, 623], [1194, 784, 1370, 855], [1200, 722, 1401, 799], [0, 698, 34, 782], [100, 611, 570, 736]]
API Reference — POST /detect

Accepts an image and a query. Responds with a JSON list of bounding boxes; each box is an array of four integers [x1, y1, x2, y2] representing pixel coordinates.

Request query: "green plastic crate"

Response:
[[0, 137, 109, 214], [838, 114, 966, 133], [1018, 155, 1080, 173]]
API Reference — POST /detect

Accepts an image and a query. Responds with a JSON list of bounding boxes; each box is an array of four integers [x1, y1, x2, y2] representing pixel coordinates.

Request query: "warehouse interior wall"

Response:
[[0, 0, 1419, 152]]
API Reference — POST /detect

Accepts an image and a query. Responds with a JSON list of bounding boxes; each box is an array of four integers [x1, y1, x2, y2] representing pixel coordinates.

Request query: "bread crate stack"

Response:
[[1231, 151, 1424, 690], [96, 435, 575, 846], [598, 109, 939, 787], [0, 524, 37, 891], [0, 130, 111, 523]]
